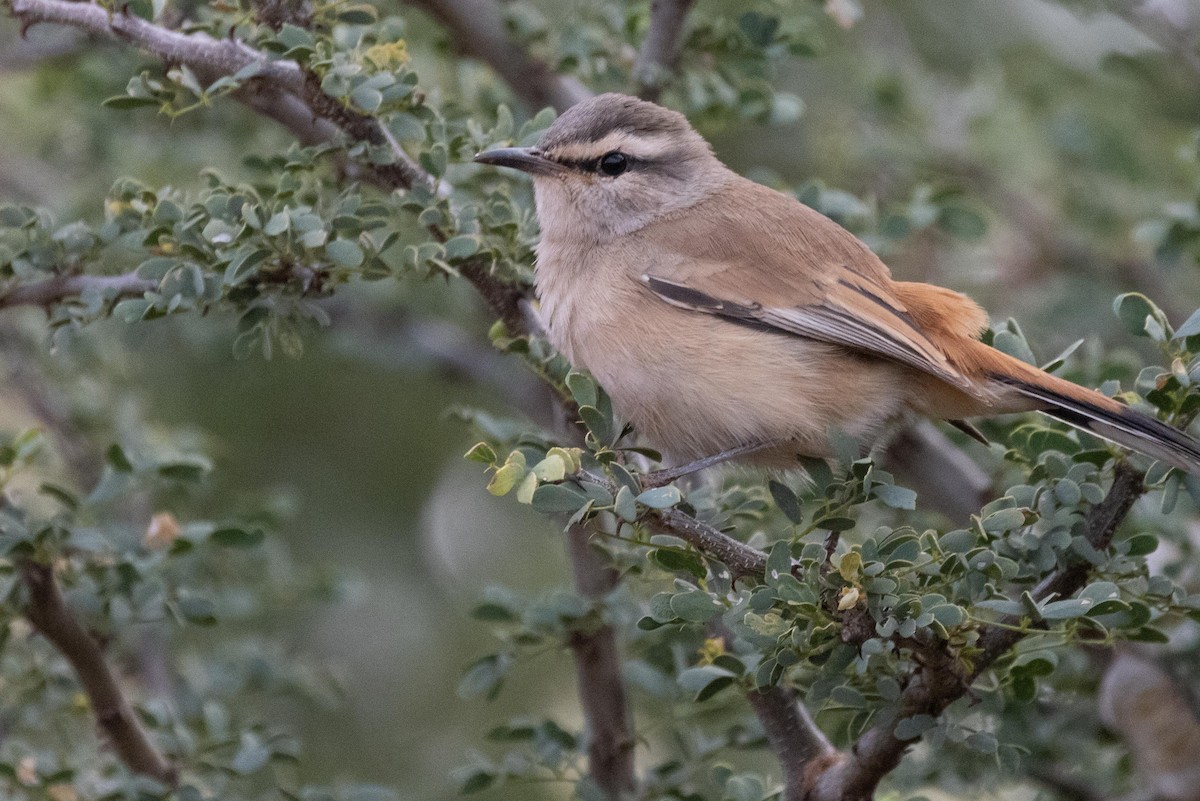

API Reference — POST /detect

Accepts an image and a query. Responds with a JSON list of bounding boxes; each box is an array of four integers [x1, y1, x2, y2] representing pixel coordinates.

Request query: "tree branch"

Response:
[[746, 685, 839, 801], [19, 560, 177, 785], [808, 460, 1146, 800], [404, 0, 589, 113], [565, 523, 636, 798], [7, 0, 434, 191], [633, 0, 695, 102], [9, 0, 295, 84], [0, 271, 155, 311], [652, 507, 768, 579]]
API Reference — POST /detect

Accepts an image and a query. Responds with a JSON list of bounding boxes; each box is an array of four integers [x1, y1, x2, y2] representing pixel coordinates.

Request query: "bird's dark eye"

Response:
[[598, 151, 628, 176]]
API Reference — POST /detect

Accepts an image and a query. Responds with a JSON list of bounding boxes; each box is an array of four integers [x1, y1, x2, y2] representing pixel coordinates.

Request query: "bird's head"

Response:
[[475, 93, 729, 243]]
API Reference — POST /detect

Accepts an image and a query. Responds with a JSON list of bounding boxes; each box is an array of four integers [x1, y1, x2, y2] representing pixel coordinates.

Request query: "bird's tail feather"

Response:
[[987, 363, 1200, 474]]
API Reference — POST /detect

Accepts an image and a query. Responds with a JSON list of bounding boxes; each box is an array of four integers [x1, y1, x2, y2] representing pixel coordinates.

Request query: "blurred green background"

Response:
[[3, 0, 1200, 798]]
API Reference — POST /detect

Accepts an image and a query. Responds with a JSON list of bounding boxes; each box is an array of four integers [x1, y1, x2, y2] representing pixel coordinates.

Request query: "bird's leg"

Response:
[[640, 440, 775, 489]]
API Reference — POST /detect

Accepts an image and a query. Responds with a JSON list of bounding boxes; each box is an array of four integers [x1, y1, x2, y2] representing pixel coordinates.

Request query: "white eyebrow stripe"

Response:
[[549, 131, 677, 163]]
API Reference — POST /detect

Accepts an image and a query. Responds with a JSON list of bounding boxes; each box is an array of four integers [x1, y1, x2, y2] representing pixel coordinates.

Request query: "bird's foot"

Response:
[[640, 440, 775, 489]]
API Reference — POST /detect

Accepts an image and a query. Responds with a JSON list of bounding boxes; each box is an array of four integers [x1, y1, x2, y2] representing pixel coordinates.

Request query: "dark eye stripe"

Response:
[[554, 155, 645, 174]]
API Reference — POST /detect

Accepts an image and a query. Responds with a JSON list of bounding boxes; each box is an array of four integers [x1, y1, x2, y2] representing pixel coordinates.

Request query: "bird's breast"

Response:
[[535, 248, 913, 464]]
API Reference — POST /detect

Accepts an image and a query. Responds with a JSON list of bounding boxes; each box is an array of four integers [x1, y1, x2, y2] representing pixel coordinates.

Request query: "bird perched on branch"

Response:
[[476, 93, 1200, 475]]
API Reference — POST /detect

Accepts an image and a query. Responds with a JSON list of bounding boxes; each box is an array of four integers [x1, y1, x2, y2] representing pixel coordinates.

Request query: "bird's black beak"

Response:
[[474, 147, 563, 176]]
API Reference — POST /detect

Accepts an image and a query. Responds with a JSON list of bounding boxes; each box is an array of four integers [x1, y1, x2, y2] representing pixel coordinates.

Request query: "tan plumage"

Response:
[[475, 93, 1200, 474]]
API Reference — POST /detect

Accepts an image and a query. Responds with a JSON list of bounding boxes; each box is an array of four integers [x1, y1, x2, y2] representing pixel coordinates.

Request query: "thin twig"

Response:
[[633, 0, 695, 102], [19, 561, 177, 785]]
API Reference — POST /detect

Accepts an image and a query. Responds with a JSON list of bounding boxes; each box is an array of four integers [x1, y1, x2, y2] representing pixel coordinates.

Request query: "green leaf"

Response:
[[982, 507, 1026, 533], [1039, 599, 1092, 619], [1174, 307, 1200, 339], [471, 603, 517, 622], [873, 483, 917, 510], [209, 527, 264, 548], [636, 485, 681, 509], [768, 480, 804, 523], [678, 664, 737, 701], [578, 405, 612, 445], [669, 590, 724, 622], [650, 548, 705, 578], [531, 454, 567, 482], [102, 95, 161, 110], [443, 235, 480, 260], [224, 248, 272, 286], [464, 442, 497, 464], [514, 471, 538, 504], [566, 372, 598, 408], [230, 733, 270, 775], [1122, 533, 1158, 557], [894, 714, 936, 740], [326, 239, 365, 267], [530, 483, 589, 513], [830, 685, 866, 708], [106, 443, 134, 472], [178, 595, 217, 626], [487, 462, 525, 496], [460, 770, 495, 795], [157, 459, 210, 482], [993, 329, 1037, 365], [614, 485, 637, 522], [263, 211, 290, 236], [458, 654, 507, 700], [1113, 292, 1169, 339]]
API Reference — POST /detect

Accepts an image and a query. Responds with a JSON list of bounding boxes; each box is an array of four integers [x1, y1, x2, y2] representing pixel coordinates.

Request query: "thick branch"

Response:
[[0, 271, 155, 311], [746, 685, 838, 801], [20, 561, 176, 785], [565, 523, 636, 798], [808, 461, 1146, 801], [404, 0, 589, 113], [633, 0, 695, 102]]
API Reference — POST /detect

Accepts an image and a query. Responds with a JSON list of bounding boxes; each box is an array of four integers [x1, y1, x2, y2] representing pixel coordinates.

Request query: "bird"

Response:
[[474, 93, 1200, 476]]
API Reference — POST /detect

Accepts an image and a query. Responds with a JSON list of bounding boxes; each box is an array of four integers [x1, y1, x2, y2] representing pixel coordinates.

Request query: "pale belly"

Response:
[[555, 303, 915, 466]]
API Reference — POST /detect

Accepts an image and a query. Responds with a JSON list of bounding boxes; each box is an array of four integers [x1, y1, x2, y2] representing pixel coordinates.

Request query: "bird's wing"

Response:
[[638, 184, 976, 391]]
